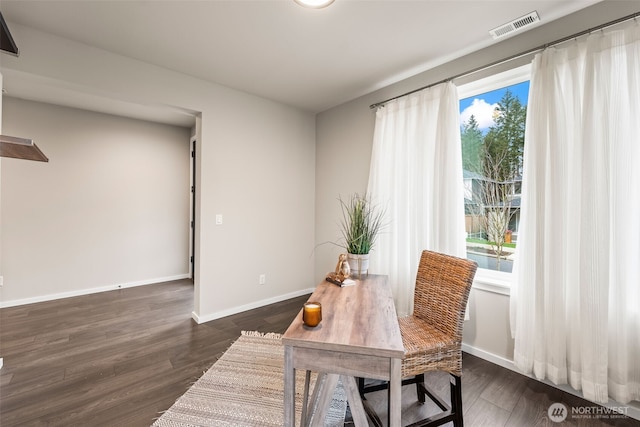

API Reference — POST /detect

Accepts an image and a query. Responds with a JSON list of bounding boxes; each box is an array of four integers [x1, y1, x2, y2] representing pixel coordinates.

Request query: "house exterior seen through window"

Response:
[[459, 79, 529, 273]]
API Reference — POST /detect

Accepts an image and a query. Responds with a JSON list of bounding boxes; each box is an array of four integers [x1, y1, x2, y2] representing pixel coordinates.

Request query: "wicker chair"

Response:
[[361, 250, 477, 427]]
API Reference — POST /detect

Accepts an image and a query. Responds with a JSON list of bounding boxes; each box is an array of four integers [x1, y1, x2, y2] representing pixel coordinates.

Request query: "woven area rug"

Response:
[[152, 331, 347, 426]]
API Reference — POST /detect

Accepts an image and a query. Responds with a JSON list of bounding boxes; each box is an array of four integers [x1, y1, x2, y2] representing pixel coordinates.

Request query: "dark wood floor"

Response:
[[0, 279, 638, 426]]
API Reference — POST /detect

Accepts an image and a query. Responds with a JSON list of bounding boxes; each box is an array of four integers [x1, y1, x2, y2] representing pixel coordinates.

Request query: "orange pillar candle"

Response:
[[302, 302, 322, 327]]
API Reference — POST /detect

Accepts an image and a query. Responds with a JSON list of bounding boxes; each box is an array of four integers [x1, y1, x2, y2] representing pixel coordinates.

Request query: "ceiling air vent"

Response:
[[489, 11, 540, 40]]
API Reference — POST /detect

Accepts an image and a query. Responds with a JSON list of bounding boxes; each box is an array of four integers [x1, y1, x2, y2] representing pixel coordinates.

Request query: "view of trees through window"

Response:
[[459, 81, 529, 272]]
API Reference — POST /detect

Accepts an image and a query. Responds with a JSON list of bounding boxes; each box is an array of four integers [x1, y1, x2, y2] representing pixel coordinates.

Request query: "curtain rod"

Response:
[[370, 10, 640, 110]]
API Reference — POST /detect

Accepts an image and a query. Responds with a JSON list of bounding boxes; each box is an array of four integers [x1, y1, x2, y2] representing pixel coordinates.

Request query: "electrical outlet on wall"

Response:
[[259, 274, 266, 285], [0, 276, 3, 287]]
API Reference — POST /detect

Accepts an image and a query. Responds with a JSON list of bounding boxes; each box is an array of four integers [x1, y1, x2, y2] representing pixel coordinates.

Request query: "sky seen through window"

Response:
[[459, 80, 530, 132]]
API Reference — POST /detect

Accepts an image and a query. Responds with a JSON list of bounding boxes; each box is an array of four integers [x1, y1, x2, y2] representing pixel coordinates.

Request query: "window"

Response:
[[458, 65, 530, 275]]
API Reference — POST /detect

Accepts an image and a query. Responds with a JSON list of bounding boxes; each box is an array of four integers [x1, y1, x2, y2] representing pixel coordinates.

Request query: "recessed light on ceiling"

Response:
[[294, 0, 335, 9]]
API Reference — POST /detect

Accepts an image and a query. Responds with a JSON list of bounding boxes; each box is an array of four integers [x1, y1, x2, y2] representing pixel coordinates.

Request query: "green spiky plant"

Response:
[[339, 193, 385, 255]]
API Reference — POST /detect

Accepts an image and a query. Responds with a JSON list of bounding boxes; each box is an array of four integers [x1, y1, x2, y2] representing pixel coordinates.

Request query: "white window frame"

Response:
[[457, 64, 531, 295]]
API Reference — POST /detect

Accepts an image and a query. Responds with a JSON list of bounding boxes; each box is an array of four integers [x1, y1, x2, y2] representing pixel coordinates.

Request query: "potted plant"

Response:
[[338, 193, 385, 275]]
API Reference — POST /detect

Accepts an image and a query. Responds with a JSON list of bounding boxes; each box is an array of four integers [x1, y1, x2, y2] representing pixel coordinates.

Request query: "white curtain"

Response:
[[511, 22, 640, 405], [367, 82, 466, 316]]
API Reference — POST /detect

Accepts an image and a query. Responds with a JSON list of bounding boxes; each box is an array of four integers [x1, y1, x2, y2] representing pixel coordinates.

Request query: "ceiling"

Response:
[[0, 0, 602, 126]]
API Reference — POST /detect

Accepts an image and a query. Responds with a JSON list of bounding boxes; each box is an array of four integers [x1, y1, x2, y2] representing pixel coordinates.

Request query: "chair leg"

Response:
[[450, 374, 463, 427], [361, 373, 464, 427], [358, 377, 365, 398], [415, 373, 426, 403]]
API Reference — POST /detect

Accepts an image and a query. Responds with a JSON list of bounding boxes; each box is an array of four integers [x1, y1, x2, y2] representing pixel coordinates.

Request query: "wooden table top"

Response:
[[282, 275, 404, 359]]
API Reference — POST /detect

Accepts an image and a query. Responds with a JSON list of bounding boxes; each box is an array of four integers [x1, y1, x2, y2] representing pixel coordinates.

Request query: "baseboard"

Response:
[[0, 274, 191, 308], [461, 343, 640, 421], [461, 343, 515, 370], [192, 287, 315, 324]]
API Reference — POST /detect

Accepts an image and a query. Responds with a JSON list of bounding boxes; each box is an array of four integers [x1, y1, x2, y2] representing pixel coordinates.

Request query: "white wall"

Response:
[[1, 98, 191, 305], [0, 22, 317, 320], [315, 0, 640, 362], [0, 72, 3, 283], [463, 288, 514, 360], [316, 1, 640, 418], [315, 3, 640, 418], [1, 73, 4, 374], [314, 96, 376, 284], [193, 95, 316, 322]]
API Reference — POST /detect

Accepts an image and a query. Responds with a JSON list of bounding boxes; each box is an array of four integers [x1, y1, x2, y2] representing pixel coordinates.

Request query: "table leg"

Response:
[[284, 345, 295, 427], [342, 375, 369, 427], [310, 373, 339, 427], [388, 357, 402, 427], [301, 370, 312, 426]]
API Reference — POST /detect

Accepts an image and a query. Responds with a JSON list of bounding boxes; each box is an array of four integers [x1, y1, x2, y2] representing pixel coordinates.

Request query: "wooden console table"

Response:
[[283, 275, 404, 426]]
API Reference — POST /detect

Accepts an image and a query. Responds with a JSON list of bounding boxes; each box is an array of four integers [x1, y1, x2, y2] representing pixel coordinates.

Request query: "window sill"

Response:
[[472, 268, 511, 296]]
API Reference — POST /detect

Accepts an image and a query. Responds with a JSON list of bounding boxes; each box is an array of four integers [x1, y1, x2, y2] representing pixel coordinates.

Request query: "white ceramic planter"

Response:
[[347, 253, 369, 276]]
